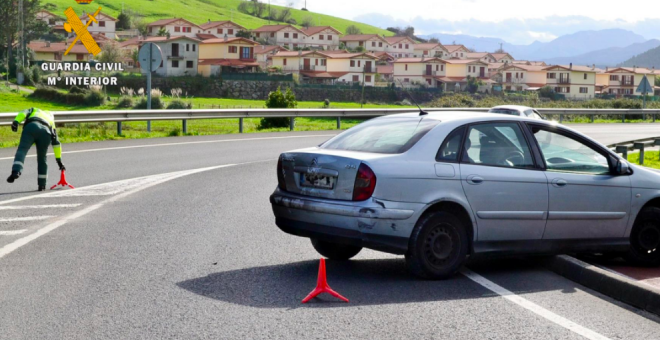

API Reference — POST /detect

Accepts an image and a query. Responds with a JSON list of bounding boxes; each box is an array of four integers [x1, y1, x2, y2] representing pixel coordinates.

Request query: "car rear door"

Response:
[[459, 122, 548, 241], [527, 124, 632, 239]]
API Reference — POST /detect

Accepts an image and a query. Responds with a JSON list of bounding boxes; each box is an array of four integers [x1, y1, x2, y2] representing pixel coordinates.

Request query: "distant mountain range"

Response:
[[620, 45, 660, 69], [419, 29, 656, 67]]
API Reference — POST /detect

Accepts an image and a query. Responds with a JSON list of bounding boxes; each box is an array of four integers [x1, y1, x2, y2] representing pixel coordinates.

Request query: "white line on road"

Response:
[[0, 216, 54, 222], [0, 230, 27, 235], [0, 134, 336, 161], [461, 268, 611, 340], [0, 163, 238, 260], [0, 204, 82, 210]]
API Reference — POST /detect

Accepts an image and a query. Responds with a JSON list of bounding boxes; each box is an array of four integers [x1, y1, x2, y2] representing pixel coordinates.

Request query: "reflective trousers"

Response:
[[12, 122, 52, 186]]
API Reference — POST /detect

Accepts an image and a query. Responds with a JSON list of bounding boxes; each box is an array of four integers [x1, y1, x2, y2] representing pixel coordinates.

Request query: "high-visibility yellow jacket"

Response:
[[14, 108, 62, 159]]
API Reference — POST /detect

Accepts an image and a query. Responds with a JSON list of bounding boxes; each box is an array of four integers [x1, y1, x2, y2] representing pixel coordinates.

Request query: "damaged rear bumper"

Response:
[[270, 190, 421, 254]]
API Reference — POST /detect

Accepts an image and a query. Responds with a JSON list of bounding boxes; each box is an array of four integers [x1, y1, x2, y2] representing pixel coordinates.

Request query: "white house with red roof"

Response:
[[147, 18, 203, 38], [81, 11, 117, 39], [198, 20, 246, 38], [252, 25, 307, 49], [141, 36, 201, 76], [383, 36, 415, 58], [271, 51, 378, 85], [28, 41, 91, 61], [339, 34, 389, 53], [300, 26, 342, 50], [544, 64, 598, 99], [443, 45, 470, 59], [393, 57, 447, 88], [413, 43, 449, 59], [36, 10, 65, 29], [604, 67, 658, 96], [467, 52, 498, 63], [500, 64, 548, 91], [254, 45, 288, 69]]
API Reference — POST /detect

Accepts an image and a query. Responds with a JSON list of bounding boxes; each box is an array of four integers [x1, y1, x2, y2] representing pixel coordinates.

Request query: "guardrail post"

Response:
[[182, 120, 187, 134], [117, 122, 122, 135], [590, 115, 594, 123], [615, 146, 628, 160], [289, 117, 295, 131], [656, 140, 660, 160], [653, 114, 656, 123], [634, 142, 645, 165], [559, 114, 563, 123], [336, 117, 341, 129], [147, 121, 151, 133], [239, 118, 244, 133], [622, 114, 625, 123]]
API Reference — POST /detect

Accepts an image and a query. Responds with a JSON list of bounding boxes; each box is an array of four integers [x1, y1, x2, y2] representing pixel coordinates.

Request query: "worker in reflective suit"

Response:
[[7, 108, 65, 191]]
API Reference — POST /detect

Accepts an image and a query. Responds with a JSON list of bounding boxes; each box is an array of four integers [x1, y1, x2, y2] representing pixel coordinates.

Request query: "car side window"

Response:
[[436, 127, 465, 162], [530, 127, 610, 175], [462, 123, 535, 168]]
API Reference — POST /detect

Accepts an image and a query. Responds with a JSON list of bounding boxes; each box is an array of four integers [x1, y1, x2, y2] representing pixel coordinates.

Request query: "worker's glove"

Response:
[[11, 121, 18, 132], [56, 158, 65, 171]]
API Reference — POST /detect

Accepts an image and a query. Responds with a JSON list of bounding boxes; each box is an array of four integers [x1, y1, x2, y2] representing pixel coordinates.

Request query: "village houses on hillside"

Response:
[[26, 10, 660, 98]]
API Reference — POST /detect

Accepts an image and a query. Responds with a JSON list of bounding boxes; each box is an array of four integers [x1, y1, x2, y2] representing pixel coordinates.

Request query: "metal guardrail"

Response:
[[609, 137, 660, 165], [0, 107, 658, 135]]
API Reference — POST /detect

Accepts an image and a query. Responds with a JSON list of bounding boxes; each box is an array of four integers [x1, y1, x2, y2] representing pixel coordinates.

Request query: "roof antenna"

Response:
[[396, 79, 427, 116]]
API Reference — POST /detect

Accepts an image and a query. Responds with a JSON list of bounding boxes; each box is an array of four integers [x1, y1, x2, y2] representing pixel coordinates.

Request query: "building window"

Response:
[[149, 27, 153, 33], [321, 59, 326, 66], [350, 60, 355, 67], [405, 44, 409, 49], [315, 59, 318, 66], [218, 28, 223, 34], [175, 26, 181, 32], [255, 32, 260, 38], [436, 65, 439, 71], [405, 64, 408, 71], [547, 73, 556, 79], [372, 42, 376, 47], [270, 32, 275, 37], [99, 21, 105, 27], [327, 35, 332, 40], [172, 60, 179, 68], [293, 44, 298, 48], [404, 78, 410, 83], [441, 65, 444, 71], [193, 44, 195, 52], [378, 42, 382, 47], [580, 87, 588, 93], [228, 29, 233, 35], [186, 61, 193, 68], [228, 46, 238, 53], [319, 35, 324, 40], [186, 44, 190, 52], [284, 33, 289, 38], [584, 73, 587, 80], [76, 53, 83, 61], [365, 75, 372, 82], [293, 33, 298, 39], [610, 75, 619, 81], [353, 75, 359, 82], [358, 61, 361, 67], [423, 51, 428, 55], [399, 44, 402, 49], [283, 58, 287, 66]]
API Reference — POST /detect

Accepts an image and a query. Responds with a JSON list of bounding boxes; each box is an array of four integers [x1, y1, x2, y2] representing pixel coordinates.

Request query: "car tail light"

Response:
[[353, 163, 376, 201], [277, 155, 286, 191]]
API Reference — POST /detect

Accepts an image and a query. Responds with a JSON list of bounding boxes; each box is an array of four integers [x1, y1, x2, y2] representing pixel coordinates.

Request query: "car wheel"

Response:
[[624, 207, 660, 267], [405, 211, 468, 279], [311, 239, 362, 261]]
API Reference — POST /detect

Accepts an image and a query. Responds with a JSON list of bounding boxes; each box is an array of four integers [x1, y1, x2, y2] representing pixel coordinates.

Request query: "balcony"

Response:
[[622, 80, 634, 86], [300, 65, 327, 72], [364, 66, 373, 73], [547, 78, 570, 84], [425, 70, 437, 76], [168, 54, 184, 60]]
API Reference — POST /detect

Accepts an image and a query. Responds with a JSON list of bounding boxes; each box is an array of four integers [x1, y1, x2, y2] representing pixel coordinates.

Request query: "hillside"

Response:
[[620, 45, 660, 68], [42, 0, 393, 36], [545, 40, 660, 67]]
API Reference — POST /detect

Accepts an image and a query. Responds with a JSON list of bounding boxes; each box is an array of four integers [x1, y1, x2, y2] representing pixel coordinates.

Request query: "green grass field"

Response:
[[43, 0, 393, 36], [629, 151, 660, 170]]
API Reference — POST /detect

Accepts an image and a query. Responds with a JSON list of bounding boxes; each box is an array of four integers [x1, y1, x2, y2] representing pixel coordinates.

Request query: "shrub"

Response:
[[84, 89, 106, 106], [69, 86, 87, 94], [30, 87, 62, 101], [323, 99, 330, 108], [166, 99, 192, 109], [66, 93, 87, 105], [259, 87, 297, 129], [116, 96, 134, 108], [134, 96, 164, 109]]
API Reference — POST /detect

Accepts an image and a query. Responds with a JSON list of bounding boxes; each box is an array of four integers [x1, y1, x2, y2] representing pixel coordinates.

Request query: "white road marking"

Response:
[[0, 134, 335, 161], [461, 268, 611, 340], [0, 216, 54, 222], [0, 204, 81, 210], [0, 163, 238, 260], [0, 230, 27, 235]]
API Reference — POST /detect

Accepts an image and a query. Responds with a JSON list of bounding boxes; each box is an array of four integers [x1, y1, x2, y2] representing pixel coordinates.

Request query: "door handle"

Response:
[[552, 179, 568, 187], [467, 175, 484, 185]]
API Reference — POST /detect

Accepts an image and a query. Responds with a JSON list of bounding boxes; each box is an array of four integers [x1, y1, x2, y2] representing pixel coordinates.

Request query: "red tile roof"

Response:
[[199, 20, 246, 30], [606, 67, 656, 74], [300, 71, 348, 78], [198, 59, 259, 67], [339, 34, 386, 42], [383, 36, 414, 45], [545, 65, 599, 72], [501, 64, 547, 72], [252, 25, 304, 34], [443, 45, 469, 53], [491, 53, 514, 60], [413, 43, 446, 51], [201, 37, 259, 45], [254, 45, 287, 55], [147, 18, 200, 28], [377, 65, 393, 74], [445, 59, 488, 65], [300, 26, 342, 35], [80, 11, 117, 22], [394, 57, 445, 63], [28, 41, 88, 54], [142, 36, 202, 43], [196, 33, 217, 41]]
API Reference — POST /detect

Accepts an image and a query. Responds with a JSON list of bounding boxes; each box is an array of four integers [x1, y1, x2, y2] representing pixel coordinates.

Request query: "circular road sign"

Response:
[[138, 43, 163, 73]]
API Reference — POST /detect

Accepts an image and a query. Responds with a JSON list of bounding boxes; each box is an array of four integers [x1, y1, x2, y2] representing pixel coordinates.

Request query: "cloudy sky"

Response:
[[272, 0, 660, 44]]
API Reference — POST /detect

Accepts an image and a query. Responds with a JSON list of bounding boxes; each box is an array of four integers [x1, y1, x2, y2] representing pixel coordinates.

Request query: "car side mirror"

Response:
[[616, 159, 630, 175]]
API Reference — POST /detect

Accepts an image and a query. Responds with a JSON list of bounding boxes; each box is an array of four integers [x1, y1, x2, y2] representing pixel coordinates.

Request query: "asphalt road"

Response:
[[0, 126, 659, 339]]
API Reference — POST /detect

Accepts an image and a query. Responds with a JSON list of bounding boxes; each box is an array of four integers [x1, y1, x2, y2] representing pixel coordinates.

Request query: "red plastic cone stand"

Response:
[[301, 258, 349, 303], [50, 170, 75, 190]]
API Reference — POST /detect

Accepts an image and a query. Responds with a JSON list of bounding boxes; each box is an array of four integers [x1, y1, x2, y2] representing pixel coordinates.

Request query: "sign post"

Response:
[[138, 43, 163, 132], [637, 75, 653, 112]]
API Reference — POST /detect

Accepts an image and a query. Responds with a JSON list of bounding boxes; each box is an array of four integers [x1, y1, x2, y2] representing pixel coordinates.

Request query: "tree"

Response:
[[259, 87, 297, 129], [345, 25, 361, 35], [131, 48, 139, 65], [656, 77, 660, 87], [465, 76, 483, 94], [1, 0, 48, 77], [429, 37, 440, 43], [268, 8, 279, 21], [98, 42, 123, 63], [236, 30, 251, 39], [252, 0, 266, 18], [277, 7, 292, 22], [301, 16, 313, 28], [237, 1, 250, 14], [117, 12, 131, 30], [157, 28, 168, 37]]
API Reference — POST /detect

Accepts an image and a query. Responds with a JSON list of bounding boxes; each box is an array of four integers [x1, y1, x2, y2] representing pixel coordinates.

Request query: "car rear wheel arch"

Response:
[[418, 200, 475, 254]]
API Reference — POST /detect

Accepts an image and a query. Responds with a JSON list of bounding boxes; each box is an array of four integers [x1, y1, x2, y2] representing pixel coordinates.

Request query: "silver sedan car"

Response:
[[270, 112, 659, 279], [489, 105, 545, 120]]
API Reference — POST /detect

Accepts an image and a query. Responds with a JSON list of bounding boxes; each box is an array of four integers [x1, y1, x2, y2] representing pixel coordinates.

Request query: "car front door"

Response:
[[528, 124, 632, 239], [459, 122, 548, 241]]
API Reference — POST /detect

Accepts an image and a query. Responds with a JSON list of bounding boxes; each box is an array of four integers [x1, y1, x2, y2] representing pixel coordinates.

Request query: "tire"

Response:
[[405, 211, 468, 279], [624, 207, 660, 267], [311, 239, 362, 261]]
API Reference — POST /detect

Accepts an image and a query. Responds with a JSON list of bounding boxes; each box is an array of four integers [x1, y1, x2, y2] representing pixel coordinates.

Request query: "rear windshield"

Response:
[[488, 108, 519, 115], [320, 118, 440, 154]]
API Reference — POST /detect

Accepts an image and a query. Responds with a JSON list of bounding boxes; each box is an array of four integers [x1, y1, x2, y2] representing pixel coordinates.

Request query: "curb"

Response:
[[545, 255, 660, 316]]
